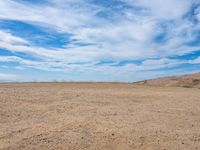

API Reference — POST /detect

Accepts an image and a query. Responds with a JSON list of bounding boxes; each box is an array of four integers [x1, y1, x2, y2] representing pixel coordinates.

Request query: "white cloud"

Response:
[[0, 0, 199, 62], [0, 30, 27, 44], [0, 73, 18, 81], [123, 0, 192, 19], [195, 6, 200, 21], [189, 57, 200, 64], [0, 0, 199, 81], [0, 0, 99, 32]]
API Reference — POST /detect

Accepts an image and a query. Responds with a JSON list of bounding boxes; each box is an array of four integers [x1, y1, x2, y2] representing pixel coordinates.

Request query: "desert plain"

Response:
[[0, 82, 200, 150]]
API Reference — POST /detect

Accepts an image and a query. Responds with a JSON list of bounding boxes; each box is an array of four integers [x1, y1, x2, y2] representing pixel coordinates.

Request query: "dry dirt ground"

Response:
[[0, 83, 200, 150], [136, 72, 200, 88]]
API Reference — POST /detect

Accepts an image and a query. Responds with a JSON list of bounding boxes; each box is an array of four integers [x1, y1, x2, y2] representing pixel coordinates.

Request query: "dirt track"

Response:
[[0, 83, 200, 150]]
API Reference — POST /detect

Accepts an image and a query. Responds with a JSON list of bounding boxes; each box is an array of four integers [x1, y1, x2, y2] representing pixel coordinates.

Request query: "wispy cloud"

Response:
[[189, 56, 200, 64], [0, 0, 200, 81], [0, 73, 18, 81]]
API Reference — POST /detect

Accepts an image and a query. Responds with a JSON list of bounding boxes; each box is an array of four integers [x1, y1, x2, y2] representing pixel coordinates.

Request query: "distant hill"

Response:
[[135, 72, 200, 88]]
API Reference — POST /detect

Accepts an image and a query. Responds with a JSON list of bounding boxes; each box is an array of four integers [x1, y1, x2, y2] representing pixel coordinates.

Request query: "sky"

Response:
[[0, 0, 200, 82]]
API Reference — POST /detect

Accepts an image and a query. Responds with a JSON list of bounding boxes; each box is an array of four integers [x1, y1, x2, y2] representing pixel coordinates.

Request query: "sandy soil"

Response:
[[0, 82, 200, 150], [136, 72, 200, 88]]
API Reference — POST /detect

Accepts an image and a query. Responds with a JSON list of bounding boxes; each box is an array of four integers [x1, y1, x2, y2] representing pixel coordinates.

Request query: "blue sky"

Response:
[[0, 0, 200, 82]]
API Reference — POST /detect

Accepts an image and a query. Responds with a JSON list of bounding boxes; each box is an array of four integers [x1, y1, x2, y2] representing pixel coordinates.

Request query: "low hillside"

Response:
[[135, 72, 200, 88]]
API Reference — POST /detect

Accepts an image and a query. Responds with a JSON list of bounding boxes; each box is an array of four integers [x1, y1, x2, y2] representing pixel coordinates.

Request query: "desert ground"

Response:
[[136, 73, 200, 88], [0, 82, 200, 150]]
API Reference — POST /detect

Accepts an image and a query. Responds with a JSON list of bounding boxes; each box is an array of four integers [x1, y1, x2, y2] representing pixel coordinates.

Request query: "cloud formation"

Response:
[[0, 73, 18, 81], [0, 0, 200, 81]]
